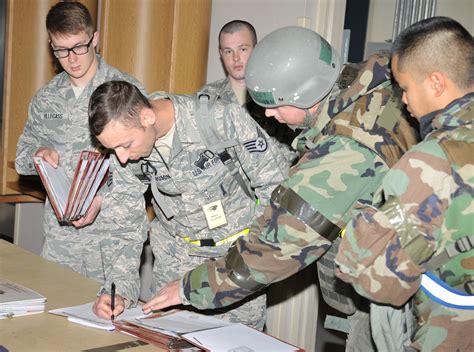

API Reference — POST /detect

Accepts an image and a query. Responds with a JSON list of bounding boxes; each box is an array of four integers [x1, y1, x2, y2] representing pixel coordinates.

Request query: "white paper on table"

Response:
[[182, 323, 302, 352]]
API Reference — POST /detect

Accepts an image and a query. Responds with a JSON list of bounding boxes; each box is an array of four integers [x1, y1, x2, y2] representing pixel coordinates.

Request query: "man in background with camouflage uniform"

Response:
[[89, 81, 292, 329], [202, 20, 298, 147], [143, 26, 418, 351], [336, 17, 474, 351], [15, 2, 148, 308]]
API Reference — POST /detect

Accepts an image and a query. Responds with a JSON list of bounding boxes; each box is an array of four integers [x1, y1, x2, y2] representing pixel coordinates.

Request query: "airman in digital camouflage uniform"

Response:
[[15, 2, 148, 306], [336, 17, 474, 352], [143, 26, 418, 351], [202, 20, 299, 148], [88, 81, 293, 329]]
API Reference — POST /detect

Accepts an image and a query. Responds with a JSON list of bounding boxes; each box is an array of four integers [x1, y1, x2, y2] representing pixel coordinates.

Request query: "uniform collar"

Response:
[[148, 92, 201, 162], [421, 92, 474, 139]]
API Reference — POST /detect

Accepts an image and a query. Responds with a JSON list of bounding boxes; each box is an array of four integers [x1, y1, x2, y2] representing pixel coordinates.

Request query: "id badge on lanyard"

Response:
[[202, 199, 227, 229]]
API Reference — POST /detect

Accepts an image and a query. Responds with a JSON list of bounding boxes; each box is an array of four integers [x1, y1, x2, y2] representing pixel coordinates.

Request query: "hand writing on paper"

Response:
[[72, 195, 103, 228], [35, 147, 59, 168], [93, 292, 124, 320], [142, 279, 182, 314]]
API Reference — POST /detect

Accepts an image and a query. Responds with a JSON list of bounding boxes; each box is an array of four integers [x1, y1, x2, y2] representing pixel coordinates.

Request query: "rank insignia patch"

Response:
[[243, 129, 268, 153]]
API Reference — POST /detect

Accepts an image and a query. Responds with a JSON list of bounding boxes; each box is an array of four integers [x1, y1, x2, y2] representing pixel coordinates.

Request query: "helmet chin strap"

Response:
[[304, 108, 318, 126], [281, 94, 328, 130], [284, 108, 317, 130]]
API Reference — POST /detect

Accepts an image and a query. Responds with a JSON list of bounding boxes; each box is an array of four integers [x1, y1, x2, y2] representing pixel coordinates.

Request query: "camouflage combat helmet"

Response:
[[246, 26, 341, 109]]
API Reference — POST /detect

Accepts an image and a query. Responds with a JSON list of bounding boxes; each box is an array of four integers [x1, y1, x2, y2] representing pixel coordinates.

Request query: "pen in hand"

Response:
[[110, 282, 116, 321]]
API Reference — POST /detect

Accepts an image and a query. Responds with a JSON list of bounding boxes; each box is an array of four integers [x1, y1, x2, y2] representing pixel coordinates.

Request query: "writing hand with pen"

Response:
[[93, 283, 124, 320]]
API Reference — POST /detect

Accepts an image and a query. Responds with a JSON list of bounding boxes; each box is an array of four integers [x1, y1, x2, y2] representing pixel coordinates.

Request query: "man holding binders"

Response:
[[15, 2, 148, 309]]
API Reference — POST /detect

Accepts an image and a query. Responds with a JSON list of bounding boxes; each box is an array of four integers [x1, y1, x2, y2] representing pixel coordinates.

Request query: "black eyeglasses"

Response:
[[52, 36, 94, 59]]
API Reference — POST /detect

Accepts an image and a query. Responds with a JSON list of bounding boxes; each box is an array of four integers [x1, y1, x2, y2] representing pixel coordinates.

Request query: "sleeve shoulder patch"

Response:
[[243, 129, 268, 153]]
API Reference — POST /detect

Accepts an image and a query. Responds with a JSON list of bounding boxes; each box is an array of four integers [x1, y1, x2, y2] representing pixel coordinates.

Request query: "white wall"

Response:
[[436, 0, 474, 33], [366, 0, 397, 43], [366, 0, 474, 44]]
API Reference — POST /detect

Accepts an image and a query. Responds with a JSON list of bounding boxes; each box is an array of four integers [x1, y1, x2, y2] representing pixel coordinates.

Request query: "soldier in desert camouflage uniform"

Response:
[[336, 17, 474, 352], [88, 81, 293, 328], [143, 26, 418, 351], [15, 2, 148, 306], [202, 20, 299, 147]]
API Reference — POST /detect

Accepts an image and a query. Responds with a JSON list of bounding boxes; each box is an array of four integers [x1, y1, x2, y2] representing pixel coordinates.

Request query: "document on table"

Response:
[[49, 302, 146, 331], [182, 323, 303, 351]]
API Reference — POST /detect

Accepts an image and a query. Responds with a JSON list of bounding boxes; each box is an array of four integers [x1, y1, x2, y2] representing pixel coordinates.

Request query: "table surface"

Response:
[[0, 240, 159, 352]]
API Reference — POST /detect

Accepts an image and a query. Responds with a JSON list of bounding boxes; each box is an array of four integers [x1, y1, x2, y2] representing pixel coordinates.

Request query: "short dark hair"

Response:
[[46, 1, 95, 37], [89, 81, 151, 137], [219, 20, 257, 48], [392, 16, 473, 89]]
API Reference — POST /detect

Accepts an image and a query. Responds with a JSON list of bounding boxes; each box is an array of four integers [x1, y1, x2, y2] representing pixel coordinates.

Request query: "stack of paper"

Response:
[[0, 279, 46, 319], [33, 150, 109, 224]]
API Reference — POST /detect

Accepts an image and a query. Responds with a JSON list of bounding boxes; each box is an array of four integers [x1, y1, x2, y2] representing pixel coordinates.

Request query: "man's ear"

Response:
[[140, 108, 156, 127], [429, 71, 446, 97], [92, 31, 99, 49]]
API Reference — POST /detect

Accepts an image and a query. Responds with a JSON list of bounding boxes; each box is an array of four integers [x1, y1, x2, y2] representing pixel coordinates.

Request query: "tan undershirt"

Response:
[[72, 86, 85, 98], [154, 124, 176, 162], [233, 84, 247, 106]]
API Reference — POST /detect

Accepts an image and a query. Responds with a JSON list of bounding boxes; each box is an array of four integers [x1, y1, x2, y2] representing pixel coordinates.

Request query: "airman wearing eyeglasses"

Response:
[[15, 2, 149, 311]]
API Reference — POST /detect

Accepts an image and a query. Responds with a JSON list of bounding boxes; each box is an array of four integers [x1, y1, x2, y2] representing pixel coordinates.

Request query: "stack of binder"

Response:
[[33, 151, 109, 224], [113, 319, 196, 350]]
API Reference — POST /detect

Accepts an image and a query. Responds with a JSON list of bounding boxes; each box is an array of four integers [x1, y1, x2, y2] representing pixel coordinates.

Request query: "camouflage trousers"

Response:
[[345, 309, 376, 352], [41, 235, 105, 283], [149, 226, 267, 330]]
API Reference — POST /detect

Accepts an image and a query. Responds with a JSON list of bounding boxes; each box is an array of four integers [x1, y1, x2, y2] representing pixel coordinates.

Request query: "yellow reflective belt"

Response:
[[339, 227, 346, 238], [183, 228, 250, 246]]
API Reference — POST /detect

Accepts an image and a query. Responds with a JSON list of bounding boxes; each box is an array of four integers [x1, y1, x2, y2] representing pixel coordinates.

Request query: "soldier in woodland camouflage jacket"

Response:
[[88, 81, 293, 329], [143, 27, 418, 350], [15, 3, 148, 306], [336, 17, 474, 351]]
